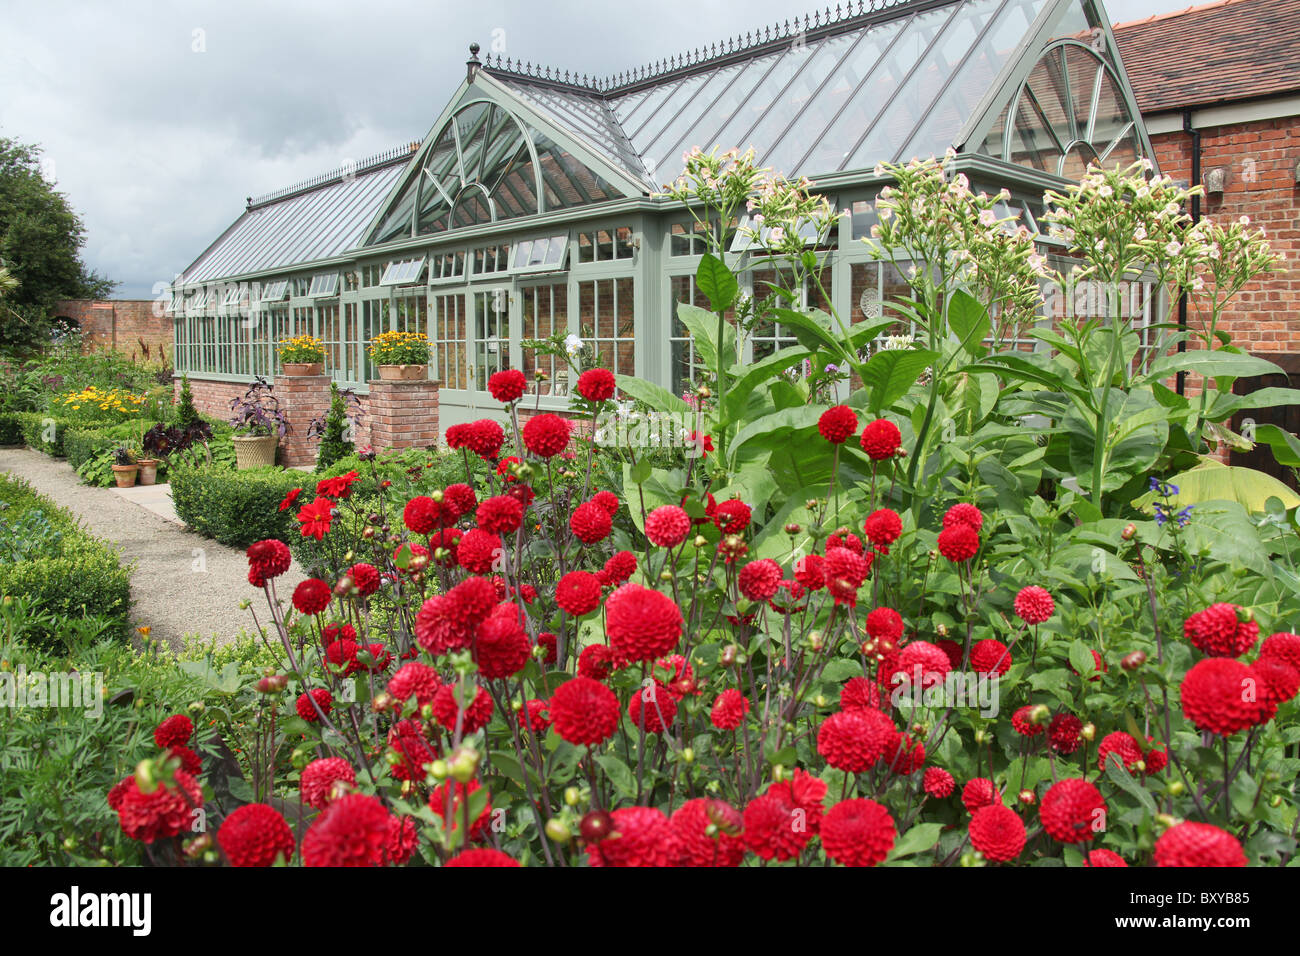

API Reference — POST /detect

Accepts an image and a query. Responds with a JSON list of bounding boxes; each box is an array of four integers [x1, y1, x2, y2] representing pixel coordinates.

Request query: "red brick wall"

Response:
[[1148, 115, 1300, 357], [178, 374, 374, 465], [274, 374, 333, 468], [367, 379, 439, 453], [58, 299, 173, 362]]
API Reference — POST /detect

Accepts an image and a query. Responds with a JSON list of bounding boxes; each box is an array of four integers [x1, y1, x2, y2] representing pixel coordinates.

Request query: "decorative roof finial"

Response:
[[467, 42, 481, 82]]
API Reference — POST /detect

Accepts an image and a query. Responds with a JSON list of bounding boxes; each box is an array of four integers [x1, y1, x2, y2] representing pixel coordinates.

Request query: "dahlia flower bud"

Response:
[[696, 385, 711, 399], [238, 599, 251, 610], [183, 833, 213, 858], [936, 624, 948, 638], [659, 569, 673, 581], [564, 787, 581, 807], [545, 819, 572, 843], [362, 525, 376, 539], [334, 576, 354, 597], [1167, 780, 1185, 796], [1134, 759, 1146, 773], [429, 759, 449, 780], [135, 759, 157, 792], [330, 780, 354, 803], [804, 499, 819, 512], [960, 851, 981, 867], [371, 692, 393, 713], [1121, 523, 1137, 540], [815, 694, 827, 708], [1018, 789, 1036, 806], [772, 764, 787, 782], [1081, 722, 1096, 741], [430, 490, 444, 503], [808, 630, 824, 651], [291, 747, 312, 770], [580, 810, 614, 842], [419, 703, 434, 721], [409, 554, 429, 572], [1271, 794, 1284, 808], [188, 701, 205, 714], [1155, 813, 1178, 830], [720, 644, 738, 667], [974, 729, 987, 744], [1237, 605, 1255, 623], [911, 722, 928, 736], [784, 523, 802, 535], [62, 837, 76, 851], [693, 535, 708, 548], [682, 747, 695, 763], [1029, 704, 1050, 725], [1121, 650, 1147, 671], [450, 747, 480, 783], [256, 674, 288, 694]]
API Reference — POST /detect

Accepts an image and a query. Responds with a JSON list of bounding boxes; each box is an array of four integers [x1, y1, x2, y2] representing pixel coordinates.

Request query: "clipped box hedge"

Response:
[[0, 412, 22, 446], [169, 464, 303, 549], [0, 474, 132, 648]]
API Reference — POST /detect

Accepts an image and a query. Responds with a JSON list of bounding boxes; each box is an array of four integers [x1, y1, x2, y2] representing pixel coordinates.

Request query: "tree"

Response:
[[0, 136, 116, 351]]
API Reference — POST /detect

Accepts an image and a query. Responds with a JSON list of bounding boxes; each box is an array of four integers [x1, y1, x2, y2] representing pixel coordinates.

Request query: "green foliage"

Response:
[[175, 374, 200, 428], [0, 137, 116, 311], [314, 382, 355, 472], [0, 475, 131, 647], [169, 463, 302, 548], [0, 411, 22, 445]]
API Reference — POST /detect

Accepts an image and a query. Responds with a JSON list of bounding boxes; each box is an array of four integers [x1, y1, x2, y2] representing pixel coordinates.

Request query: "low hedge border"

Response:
[[0, 412, 22, 446], [0, 474, 133, 648], [169, 464, 303, 549]]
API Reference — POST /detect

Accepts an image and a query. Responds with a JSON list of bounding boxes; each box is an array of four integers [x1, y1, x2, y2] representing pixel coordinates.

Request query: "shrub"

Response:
[[0, 411, 22, 445], [313, 382, 356, 472], [169, 464, 302, 548], [0, 475, 132, 646], [175, 374, 201, 428]]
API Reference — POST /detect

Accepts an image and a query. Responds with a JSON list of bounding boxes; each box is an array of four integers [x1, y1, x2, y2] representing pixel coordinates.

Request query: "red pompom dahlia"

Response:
[[549, 676, 621, 746], [577, 367, 617, 402], [301, 792, 392, 867], [860, 418, 902, 460], [218, 803, 295, 867], [1013, 585, 1055, 624], [1154, 821, 1247, 867], [710, 688, 750, 730], [606, 584, 683, 662], [821, 798, 896, 867], [522, 413, 571, 457], [1184, 603, 1259, 658], [818, 405, 858, 444], [969, 804, 1025, 863], [555, 570, 603, 616], [1039, 778, 1105, 844]]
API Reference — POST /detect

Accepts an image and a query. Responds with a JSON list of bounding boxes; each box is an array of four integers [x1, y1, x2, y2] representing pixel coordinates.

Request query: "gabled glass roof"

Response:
[[487, 0, 1052, 183]]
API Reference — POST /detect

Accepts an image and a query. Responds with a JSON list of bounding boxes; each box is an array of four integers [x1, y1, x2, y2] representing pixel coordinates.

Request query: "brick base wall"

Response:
[[368, 379, 439, 453], [274, 374, 333, 468], [176, 377, 244, 421], [59, 299, 172, 362]]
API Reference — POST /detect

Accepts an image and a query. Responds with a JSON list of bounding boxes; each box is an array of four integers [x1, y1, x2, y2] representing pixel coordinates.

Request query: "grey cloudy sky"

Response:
[[0, 0, 1190, 299]]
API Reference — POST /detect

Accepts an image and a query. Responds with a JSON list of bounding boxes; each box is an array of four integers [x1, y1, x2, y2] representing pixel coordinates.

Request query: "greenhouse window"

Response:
[[379, 258, 426, 286], [308, 272, 340, 297], [511, 235, 569, 273]]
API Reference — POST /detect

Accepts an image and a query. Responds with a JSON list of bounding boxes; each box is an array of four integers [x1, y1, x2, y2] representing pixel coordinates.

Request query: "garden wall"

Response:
[[56, 299, 172, 362]]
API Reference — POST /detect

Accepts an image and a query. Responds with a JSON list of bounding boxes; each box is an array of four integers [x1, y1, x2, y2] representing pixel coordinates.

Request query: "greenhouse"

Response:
[[170, 0, 1156, 429]]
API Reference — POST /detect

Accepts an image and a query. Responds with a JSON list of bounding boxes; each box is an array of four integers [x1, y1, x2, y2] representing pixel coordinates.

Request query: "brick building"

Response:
[[1114, 0, 1300, 476]]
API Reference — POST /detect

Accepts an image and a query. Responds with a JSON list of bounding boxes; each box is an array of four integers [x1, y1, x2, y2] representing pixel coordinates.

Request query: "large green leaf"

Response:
[[947, 289, 991, 358], [1133, 459, 1300, 512], [613, 374, 691, 414], [861, 348, 939, 413], [1206, 387, 1300, 423], [696, 253, 738, 313], [1254, 423, 1300, 468], [1144, 348, 1284, 385], [728, 405, 824, 461], [723, 343, 812, 423], [676, 302, 736, 371]]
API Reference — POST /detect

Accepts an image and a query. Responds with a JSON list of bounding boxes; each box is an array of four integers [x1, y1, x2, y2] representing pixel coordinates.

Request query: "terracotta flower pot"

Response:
[[112, 464, 138, 488], [136, 458, 159, 485], [378, 364, 427, 381], [282, 362, 324, 376], [232, 434, 279, 470]]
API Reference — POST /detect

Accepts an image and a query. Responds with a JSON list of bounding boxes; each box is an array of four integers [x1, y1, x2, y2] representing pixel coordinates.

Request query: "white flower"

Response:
[[1133, 226, 1147, 241], [979, 209, 997, 226], [769, 226, 785, 243], [564, 333, 583, 355], [1239, 215, 1251, 225], [1165, 240, 1182, 257]]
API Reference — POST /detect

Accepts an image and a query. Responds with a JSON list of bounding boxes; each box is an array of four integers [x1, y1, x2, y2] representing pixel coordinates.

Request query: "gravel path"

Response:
[[0, 448, 306, 651]]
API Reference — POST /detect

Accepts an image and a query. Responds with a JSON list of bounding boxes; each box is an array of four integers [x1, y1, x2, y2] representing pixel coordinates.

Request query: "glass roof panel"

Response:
[[848, 0, 1001, 168], [530, 126, 623, 210], [898, 0, 1045, 162], [661, 56, 767, 161], [628, 72, 711, 150], [454, 102, 494, 182], [613, 81, 680, 132], [645, 60, 750, 177], [768, 14, 910, 177], [797, 8, 950, 174], [505, 83, 646, 182], [705, 46, 805, 161], [748, 31, 863, 175]]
